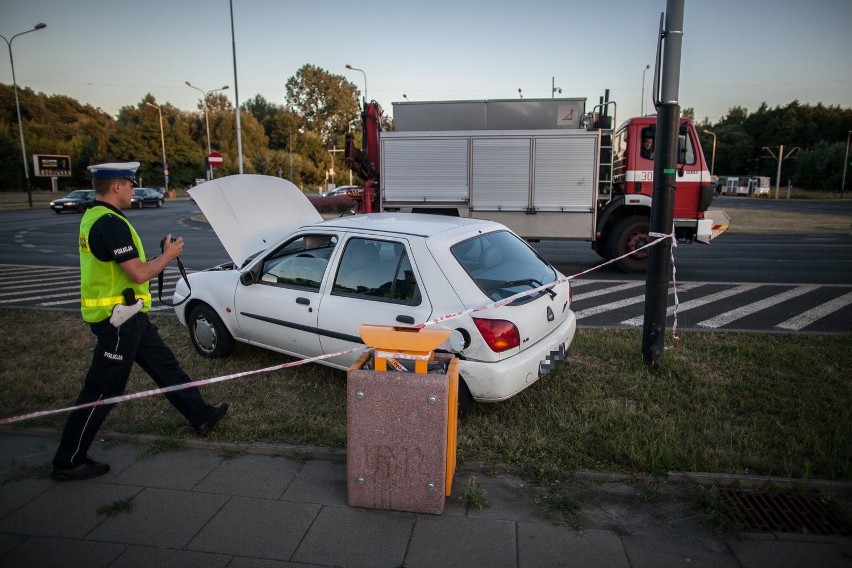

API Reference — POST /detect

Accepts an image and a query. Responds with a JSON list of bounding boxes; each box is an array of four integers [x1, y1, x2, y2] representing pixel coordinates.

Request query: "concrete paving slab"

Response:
[[0, 532, 26, 557], [0, 435, 54, 476], [621, 533, 740, 568], [404, 514, 517, 567], [108, 448, 222, 490], [0, 481, 141, 539], [185, 495, 319, 561], [0, 535, 126, 568], [517, 524, 630, 568], [0, 478, 54, 519], [726, 537, 850, 568], [110, 544, 232, 567], [193, 454, 300, 499], [86, 487, 228, 548], [292, 504, 414, 567], [228, 557, 318, 568], [281, 458, 347, 505]]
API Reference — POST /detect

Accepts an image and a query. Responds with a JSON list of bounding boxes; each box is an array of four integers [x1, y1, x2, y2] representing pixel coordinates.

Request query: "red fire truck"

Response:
[[345, 96, 729, 272]]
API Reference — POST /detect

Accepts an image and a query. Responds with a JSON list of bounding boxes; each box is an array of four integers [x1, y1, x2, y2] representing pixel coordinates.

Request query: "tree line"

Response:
[[689, 102, 852, 192], [2, 63, 851, 193]]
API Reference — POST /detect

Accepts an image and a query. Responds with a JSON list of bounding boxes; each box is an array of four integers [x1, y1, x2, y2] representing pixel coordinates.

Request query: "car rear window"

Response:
[[451, 230, 557, 305]]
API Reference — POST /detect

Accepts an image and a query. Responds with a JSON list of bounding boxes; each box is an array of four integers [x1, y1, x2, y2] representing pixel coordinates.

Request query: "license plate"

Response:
[[538, 342, 567, 378]]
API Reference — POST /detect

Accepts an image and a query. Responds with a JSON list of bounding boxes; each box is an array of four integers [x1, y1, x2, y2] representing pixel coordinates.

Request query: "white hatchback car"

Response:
[[174, 175, 576, 407]]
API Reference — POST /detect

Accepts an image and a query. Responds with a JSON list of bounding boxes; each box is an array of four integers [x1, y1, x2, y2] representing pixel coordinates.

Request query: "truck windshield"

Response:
[[451, 230, 557, 305]]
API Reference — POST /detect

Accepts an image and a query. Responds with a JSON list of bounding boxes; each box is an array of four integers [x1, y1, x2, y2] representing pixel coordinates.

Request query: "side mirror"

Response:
[[239, 271, 256, 286]]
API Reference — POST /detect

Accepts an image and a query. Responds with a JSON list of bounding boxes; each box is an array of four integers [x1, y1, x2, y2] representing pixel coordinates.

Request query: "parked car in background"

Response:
[[49, 189, 96, 213], [131, 187, 165, 208], [174, 175, 576, 410], [321, 185, 361, 198]]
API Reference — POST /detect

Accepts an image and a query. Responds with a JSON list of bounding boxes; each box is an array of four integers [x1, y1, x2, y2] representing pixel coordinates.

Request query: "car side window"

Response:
[[259, 234, 337, 290], [332, 238, 421, 305]]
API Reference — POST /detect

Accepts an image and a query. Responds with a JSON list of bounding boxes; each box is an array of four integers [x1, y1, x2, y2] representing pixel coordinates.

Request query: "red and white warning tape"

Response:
[[0, 230, 678, 425]]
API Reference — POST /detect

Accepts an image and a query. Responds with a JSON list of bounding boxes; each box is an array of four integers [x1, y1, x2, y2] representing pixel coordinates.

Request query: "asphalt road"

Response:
[[1, 198, 850, 333]]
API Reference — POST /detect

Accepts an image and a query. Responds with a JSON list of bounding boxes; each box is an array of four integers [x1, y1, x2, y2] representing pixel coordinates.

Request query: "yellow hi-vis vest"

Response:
[[79, 206, 152, 323]]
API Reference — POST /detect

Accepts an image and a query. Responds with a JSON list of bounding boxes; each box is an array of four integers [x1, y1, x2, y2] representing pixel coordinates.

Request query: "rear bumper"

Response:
[[460, 312, 577, 403]]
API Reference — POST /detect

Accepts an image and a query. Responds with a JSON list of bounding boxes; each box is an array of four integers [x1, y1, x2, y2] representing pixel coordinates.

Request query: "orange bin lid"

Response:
[[358, 324, 451, 354]]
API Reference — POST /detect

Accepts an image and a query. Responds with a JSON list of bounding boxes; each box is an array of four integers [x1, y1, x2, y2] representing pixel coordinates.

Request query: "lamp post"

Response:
[[842, 130, 851, 199], [641, 63, 651, 116], [345, 64, 368, 105], [702, 129, 717, 177], [552, 76, 561, 98], [144, 102, 169, 194], [1, 22, 47, 207], [185, 81, 229, 181]]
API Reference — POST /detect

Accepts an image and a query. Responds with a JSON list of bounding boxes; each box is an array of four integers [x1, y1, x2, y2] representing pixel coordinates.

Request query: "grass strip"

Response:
[[0, 308, 849, 482]]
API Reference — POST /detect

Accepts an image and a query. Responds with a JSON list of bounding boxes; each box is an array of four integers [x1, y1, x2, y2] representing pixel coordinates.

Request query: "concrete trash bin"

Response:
[[346, 325, 459, 515]]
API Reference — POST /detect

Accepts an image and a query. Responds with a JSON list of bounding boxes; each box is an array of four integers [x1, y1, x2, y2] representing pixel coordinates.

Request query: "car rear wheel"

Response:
[[188, 303, 235, 358]]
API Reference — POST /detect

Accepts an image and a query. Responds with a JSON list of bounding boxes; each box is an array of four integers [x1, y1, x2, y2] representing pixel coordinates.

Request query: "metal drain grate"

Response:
[[716, 489, 851, 537]]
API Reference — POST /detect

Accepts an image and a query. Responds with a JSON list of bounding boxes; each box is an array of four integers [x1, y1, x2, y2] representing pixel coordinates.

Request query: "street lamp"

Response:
[[552, 76, 561, 98], [518, 88, 523, 99], [345, 64, 368, 105], [641, 64, 651, 115], [1, 22, 47, 207], [185, 81, 229, 180], [702, 129, 717, 177], [842, 130, 851, 199], [144, 102, 169, 194]]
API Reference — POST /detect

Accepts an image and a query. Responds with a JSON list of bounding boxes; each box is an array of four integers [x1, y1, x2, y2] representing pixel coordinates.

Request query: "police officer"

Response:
[[52, 162, 228, 481]]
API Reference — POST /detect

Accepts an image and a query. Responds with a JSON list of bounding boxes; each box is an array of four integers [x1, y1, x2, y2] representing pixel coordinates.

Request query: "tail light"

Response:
[[473, 318, 520, 353]]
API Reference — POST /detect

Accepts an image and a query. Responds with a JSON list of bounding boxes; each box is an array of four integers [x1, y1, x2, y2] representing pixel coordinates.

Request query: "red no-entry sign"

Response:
[[208, 151, 223, 168]]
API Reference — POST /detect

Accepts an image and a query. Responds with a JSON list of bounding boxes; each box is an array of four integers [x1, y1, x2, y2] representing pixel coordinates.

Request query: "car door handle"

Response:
[[296, 297, 310, 306], [396, 315, 415, 324]]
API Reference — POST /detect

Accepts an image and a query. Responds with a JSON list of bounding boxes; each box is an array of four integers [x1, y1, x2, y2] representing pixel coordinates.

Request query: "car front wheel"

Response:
[[188, 303, 235, 358], [608, 215, 650, 273]]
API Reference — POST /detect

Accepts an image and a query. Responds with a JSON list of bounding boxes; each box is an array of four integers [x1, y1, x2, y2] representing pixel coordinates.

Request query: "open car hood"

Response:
[[189, 175, 322, 267]]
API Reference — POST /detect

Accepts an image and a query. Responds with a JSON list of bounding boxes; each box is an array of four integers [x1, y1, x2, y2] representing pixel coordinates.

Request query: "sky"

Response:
[[1, 0, 850, 127]]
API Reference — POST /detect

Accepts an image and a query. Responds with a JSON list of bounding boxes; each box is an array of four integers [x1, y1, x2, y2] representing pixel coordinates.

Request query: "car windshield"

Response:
[[67, 190, 91, 198], [451, 230, 557, 305]]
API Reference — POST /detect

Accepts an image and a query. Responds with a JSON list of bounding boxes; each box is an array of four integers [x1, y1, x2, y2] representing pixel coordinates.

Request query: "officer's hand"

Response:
[[162, 234, 184, 259]]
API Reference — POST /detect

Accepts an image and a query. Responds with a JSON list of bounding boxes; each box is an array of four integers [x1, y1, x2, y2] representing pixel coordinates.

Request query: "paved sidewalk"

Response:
[[0, 430, 849, 567]]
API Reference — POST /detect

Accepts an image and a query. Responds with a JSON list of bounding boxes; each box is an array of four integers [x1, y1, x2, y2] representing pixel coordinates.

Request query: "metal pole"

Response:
[[145, 103, 168, 193], [642, 0, 684, 367], [775, 144, 783, 200], [641, 64, 650, 115], [229, 0, 244, 173], [702, 129, 716, 177], [842, 130, 851, 199], [346, 64, 368, 105], [1, 23, 47, 207], [186, 82, 228, 180]]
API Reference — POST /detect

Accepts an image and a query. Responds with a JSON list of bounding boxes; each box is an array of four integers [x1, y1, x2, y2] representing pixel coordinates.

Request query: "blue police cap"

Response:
[[88, 161, 140, 183]]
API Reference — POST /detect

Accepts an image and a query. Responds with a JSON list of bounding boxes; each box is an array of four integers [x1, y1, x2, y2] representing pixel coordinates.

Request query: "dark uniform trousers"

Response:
[[53, 312, 212, 468]]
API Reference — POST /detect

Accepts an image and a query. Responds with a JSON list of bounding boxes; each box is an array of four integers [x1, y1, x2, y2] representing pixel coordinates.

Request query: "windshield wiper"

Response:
[[496, 278, 557, 299]]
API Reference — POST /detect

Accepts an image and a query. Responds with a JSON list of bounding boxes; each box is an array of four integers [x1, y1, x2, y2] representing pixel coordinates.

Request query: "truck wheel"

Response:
[[593, 237, 611, 260], [608, 216, 650, 273], [188, 303, 235, 358]]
